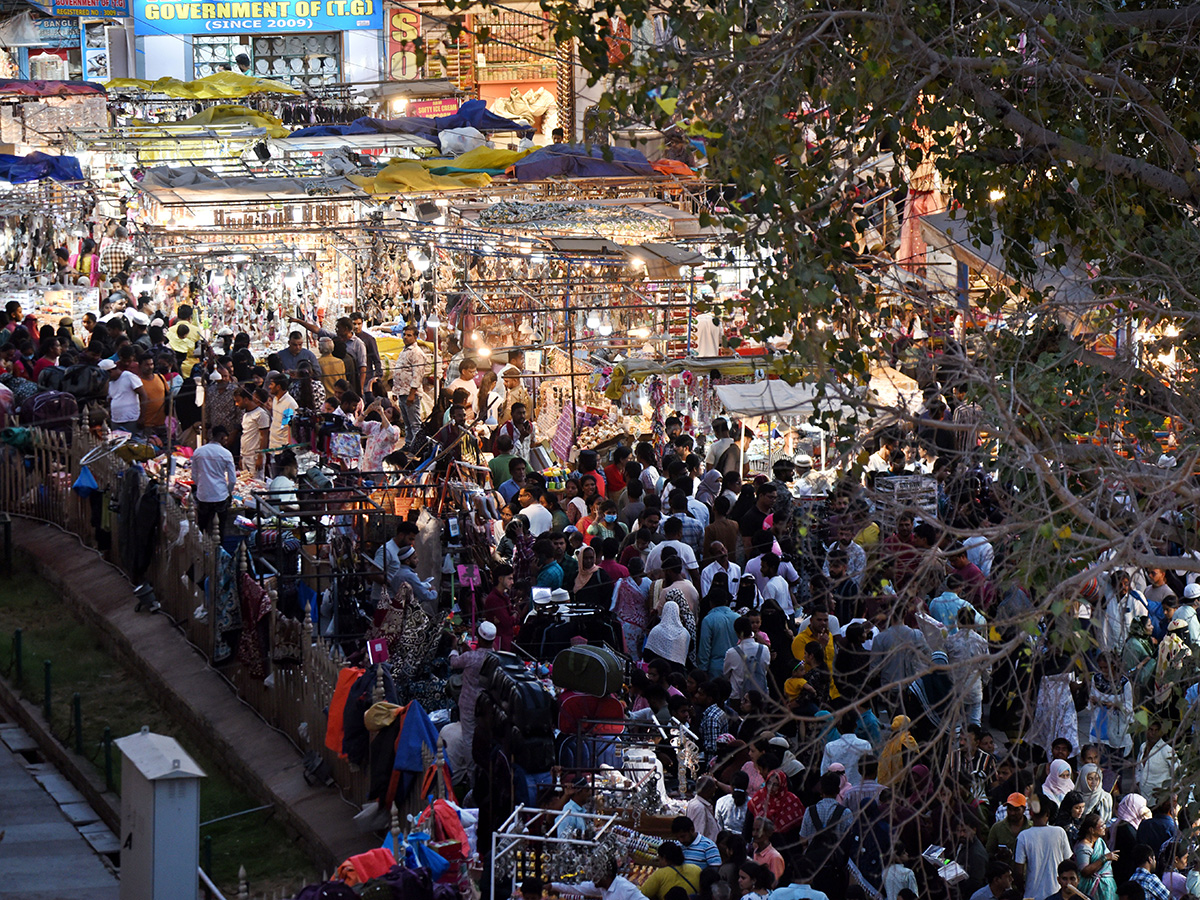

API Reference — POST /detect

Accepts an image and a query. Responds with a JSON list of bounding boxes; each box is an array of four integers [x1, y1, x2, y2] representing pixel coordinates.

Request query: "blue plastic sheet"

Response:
[[511, 144, 658, 180], [0, 151, 84, 184]]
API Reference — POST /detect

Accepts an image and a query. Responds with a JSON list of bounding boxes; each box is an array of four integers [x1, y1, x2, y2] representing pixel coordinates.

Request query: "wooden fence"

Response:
[[0, 416, 372, 805]]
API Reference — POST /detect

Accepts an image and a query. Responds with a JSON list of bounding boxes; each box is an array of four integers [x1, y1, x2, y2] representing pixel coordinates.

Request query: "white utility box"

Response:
[[115, 727, 206, 900]]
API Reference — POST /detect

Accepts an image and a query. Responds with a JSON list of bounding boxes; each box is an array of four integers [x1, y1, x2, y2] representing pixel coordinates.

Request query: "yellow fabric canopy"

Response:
[[106, 71, 302, 99], [132, 104, 290, 138], [348, 160, 492, 194], [414, 145, 535, 171]]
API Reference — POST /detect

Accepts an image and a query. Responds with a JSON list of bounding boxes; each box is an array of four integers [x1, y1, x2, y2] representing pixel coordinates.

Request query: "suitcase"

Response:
[[481, 651, 528, 693], [508, 726, 555, 772], [552, 645, 624, 697], [19, 390, 78, 431], [488, 668, 555, 737]]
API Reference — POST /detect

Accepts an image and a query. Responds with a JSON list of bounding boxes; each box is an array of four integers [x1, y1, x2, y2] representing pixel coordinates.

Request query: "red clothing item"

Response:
[[32, 357, 58, 379], [324, 666, 365, 757], [619, 545, 646, 568], [882, 533, 920, 587], [598, 559, 629, 581], [483, 588, 516, 650], [604, 463, 626, 494]]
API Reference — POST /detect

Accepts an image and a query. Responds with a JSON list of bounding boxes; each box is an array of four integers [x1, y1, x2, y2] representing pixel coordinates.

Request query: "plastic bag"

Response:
[[72, 464, 98, 497]]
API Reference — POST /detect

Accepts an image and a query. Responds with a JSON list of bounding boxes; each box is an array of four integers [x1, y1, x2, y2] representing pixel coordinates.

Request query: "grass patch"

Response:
[[0, 553, 322, 897]]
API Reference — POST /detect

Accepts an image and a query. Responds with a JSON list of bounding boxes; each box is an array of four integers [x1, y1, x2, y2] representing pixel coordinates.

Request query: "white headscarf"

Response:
[[644, 600, 690, 664], [1075, 763, 1112, 823], [1042, 759, 1074, 804]]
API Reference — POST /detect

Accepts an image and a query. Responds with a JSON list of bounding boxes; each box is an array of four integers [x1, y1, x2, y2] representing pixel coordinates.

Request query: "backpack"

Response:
[[804, 802, 854, 872], [61, 364, 108, 401], [735, 642, 770, 696], [36, 365, 65, 391]]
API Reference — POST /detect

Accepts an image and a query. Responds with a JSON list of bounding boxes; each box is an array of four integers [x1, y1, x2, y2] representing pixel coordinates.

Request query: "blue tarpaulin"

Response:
[[511, 144, 658, 181], [434, 99, 532, 136], [0, 152, 84, 184], [288, 115, 439, 139]]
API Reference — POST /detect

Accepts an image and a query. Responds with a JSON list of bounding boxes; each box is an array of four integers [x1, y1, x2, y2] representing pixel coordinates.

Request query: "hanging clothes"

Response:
[[325, 666, 365, 758]]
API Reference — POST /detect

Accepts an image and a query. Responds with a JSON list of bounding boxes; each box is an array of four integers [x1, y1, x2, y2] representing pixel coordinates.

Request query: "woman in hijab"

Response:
[[1076, 762, 1113, 823], [879, 715, 920, 786], [746, 768, 804, 837], [905, 651, 953, 743], [1041, 758, 1074, 805], [657, 552, 699, 667], [696, 469, 723, 508], [1110, 793, 1150, 884], [644, 600, 690, 669], [573, 544, 611, 608]]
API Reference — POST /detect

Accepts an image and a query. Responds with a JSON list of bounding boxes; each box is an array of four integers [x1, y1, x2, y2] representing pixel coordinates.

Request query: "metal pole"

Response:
[[13, 628, 21, 685], [43, 660, 51, 724], [566, 261, 579, 445], [103, 726, 114, 792], [72, 693, 83, 755]]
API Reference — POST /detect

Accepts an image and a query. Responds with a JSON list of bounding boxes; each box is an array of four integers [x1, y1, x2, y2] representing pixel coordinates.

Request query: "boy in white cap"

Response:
[[452, 621, 496, 751], [1173, 582, 1200, 643]]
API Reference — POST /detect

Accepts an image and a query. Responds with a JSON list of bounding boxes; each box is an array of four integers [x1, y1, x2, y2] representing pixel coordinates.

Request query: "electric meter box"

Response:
[[115, 728, 206, 900]]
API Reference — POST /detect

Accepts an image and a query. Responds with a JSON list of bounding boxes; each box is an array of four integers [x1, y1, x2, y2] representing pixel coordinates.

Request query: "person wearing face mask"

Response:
[[587, 500, 627, 545]]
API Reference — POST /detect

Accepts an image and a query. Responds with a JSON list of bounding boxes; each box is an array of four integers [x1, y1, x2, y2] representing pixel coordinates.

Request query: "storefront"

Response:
[[383, 1, 568, 142], [131, 0, 382, 86]]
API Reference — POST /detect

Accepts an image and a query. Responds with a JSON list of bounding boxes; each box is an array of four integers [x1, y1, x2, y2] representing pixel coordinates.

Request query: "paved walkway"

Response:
[[12, 521, 363, 871], [0, 727, 119, 900]]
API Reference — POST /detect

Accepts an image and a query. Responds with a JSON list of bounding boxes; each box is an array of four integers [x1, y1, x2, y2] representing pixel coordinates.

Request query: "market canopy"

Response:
[[106, 72, 302, 99], [511, 145, 660, 181], [714, 380, 852, 418], [139, 165, 364, 203], [919, 209, 1097, 312], [0, 77, 104, 97]]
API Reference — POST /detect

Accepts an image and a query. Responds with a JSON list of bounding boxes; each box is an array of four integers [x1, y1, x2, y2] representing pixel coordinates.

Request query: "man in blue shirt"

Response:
[[670, 815, 722, 869], [275, 330, 320, 375], [499, 458, 527, 505]]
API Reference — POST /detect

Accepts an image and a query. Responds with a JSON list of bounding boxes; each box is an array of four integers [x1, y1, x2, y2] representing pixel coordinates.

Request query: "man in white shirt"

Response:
[[705, 418, 741, 475], [746, 546, 800, 596], [447, 357, 480, 410], [962, 533, 994, 577], [551, 856, 643, 900], [267, 373, 299, 476], [1099, 569, 1149, 653], [191, 425, 236, 537], [1014, 799, 1072, 900], [101, 359, 146, 432], [519, 487, 553, 536], [723, 616, 770, 699], [700, 542, 742, 596], [645, 523, 700, 575], [236, 388, 270, 477]]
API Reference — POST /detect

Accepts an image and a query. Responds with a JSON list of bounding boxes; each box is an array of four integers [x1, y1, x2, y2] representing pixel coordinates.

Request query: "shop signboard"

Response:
[[408, 97, 459, 117], [133, 0, 381, 34], [384, 3, 420, 80], [25, 14, 82, 47], [33, 0, 130, 17]]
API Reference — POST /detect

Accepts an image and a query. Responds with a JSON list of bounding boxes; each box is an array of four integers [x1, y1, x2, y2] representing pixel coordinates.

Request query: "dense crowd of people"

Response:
[[4, 289, 1198, 900]]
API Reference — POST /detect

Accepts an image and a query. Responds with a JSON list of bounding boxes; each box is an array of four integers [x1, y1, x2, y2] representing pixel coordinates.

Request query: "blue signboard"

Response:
[[30, 0, 129, 18], [133, 0, 380, 33]]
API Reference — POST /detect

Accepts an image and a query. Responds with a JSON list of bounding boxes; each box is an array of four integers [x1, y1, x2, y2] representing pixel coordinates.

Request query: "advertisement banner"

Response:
[[408, 97, 459, 117], [133, 0, 381, 34], [384, 3, 420, 80]]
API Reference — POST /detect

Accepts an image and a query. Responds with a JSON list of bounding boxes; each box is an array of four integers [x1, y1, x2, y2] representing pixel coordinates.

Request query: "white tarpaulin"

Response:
[[714, 380, 846, 418], [868, 365, 922, 413]]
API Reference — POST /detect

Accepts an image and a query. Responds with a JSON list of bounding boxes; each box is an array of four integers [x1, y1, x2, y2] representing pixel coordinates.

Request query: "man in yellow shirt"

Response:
[[790, 606, 839, 701], [639, 842, 701, 900]]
